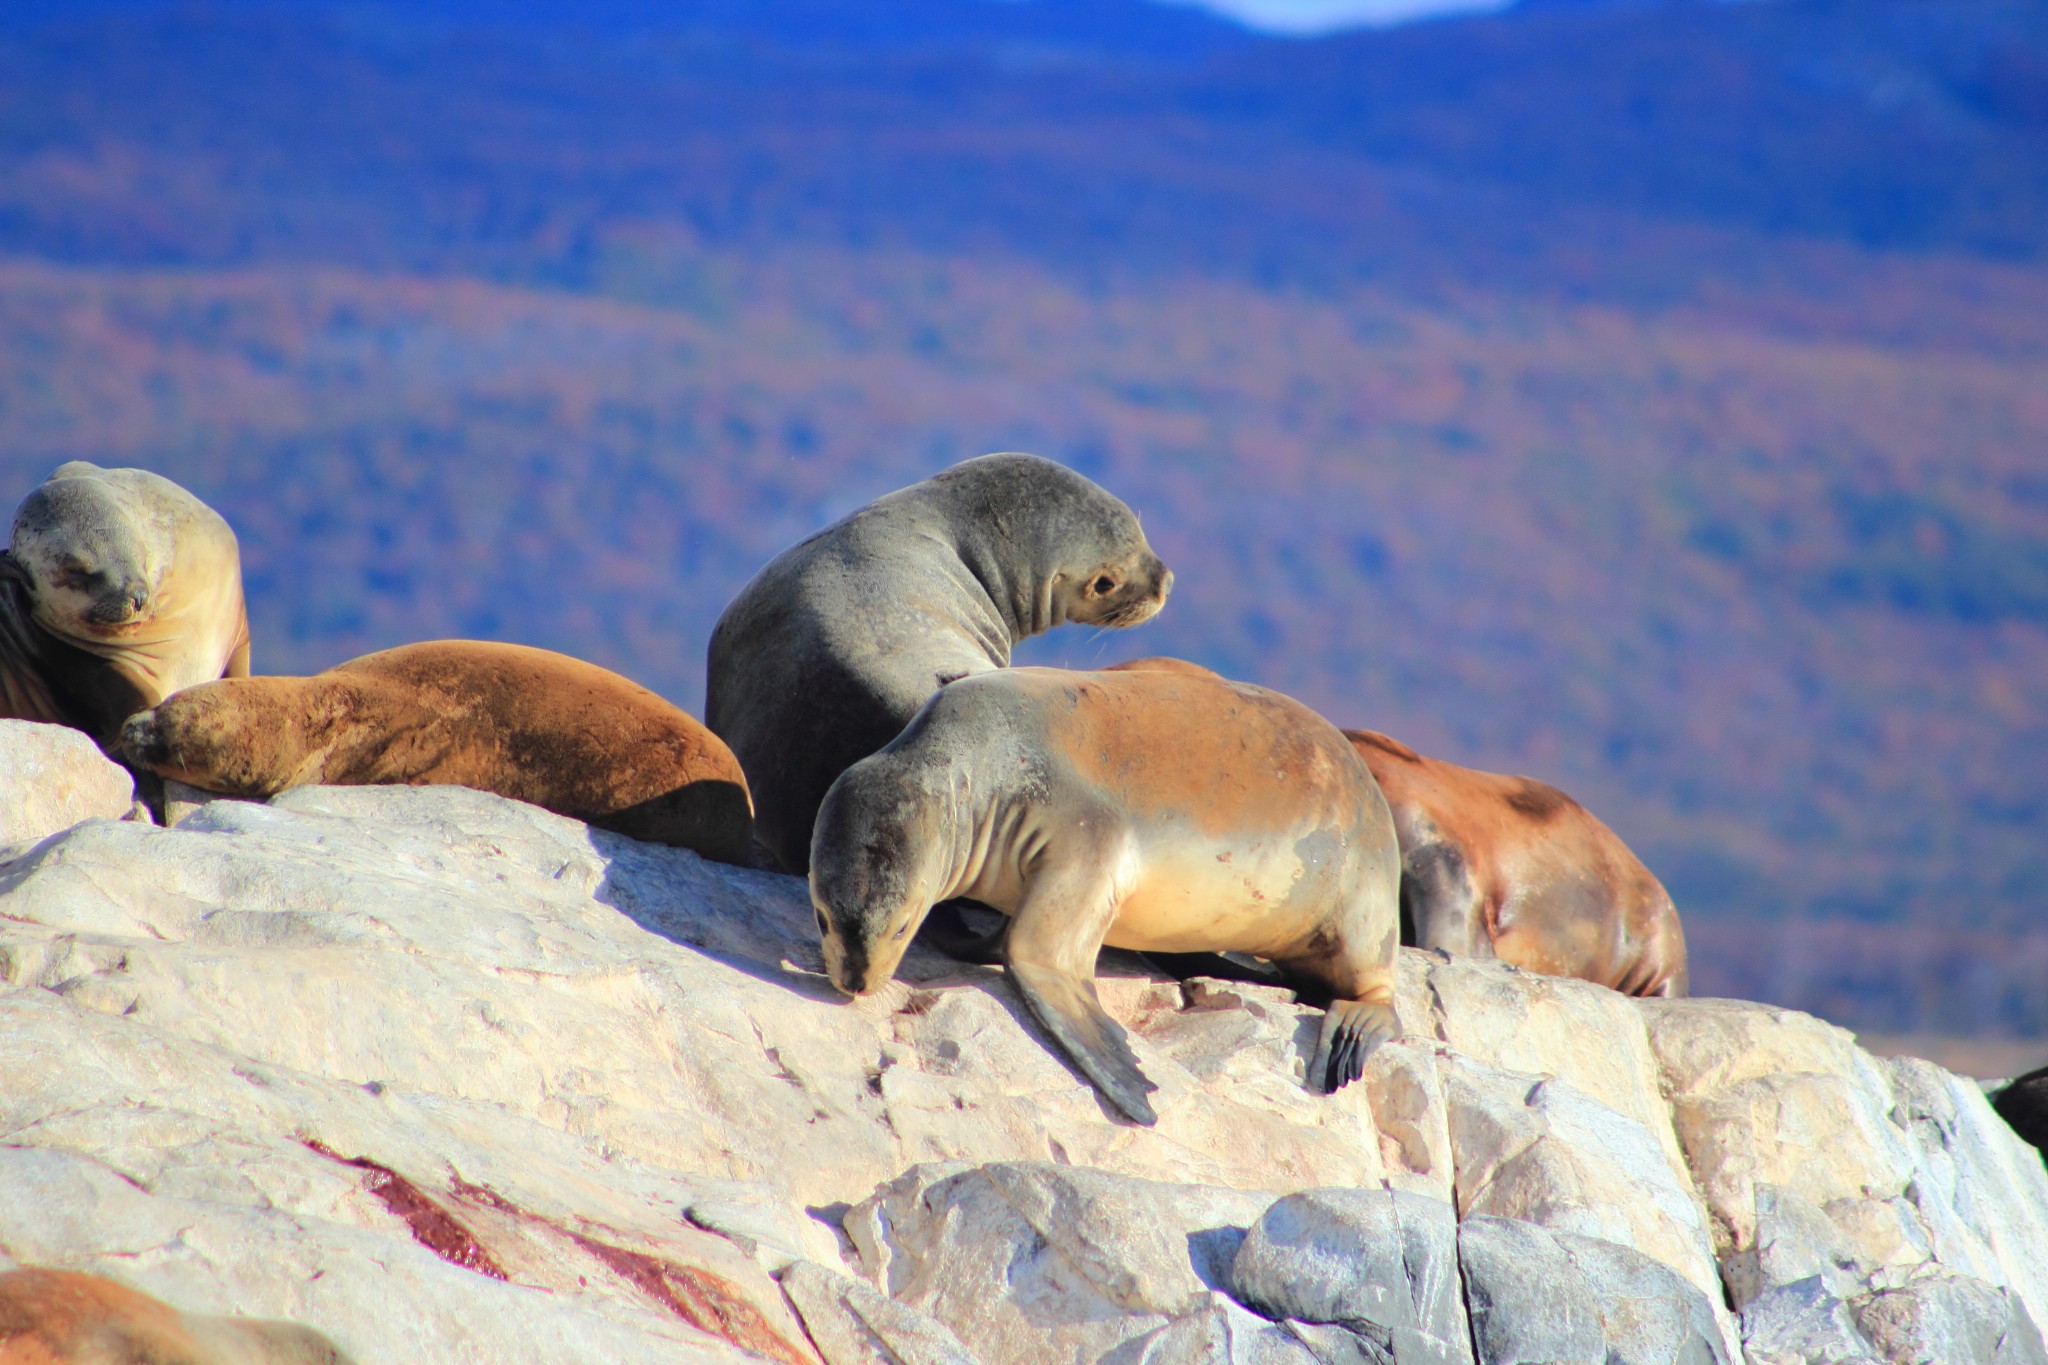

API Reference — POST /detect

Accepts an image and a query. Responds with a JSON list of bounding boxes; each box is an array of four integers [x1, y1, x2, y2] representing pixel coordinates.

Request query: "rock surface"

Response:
[[0, 718, 135, 851], [0, 781, 2043, 1364]]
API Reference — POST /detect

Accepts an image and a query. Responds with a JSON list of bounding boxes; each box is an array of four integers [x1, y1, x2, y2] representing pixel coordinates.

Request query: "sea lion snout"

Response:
[[1077, 550, 1173, 629], [85, 576, 152, 625], [117, 708, 168, 766]]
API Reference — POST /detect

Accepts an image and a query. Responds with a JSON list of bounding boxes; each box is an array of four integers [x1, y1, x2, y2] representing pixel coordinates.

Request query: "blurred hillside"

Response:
[[1, 0, 2045, 1035]]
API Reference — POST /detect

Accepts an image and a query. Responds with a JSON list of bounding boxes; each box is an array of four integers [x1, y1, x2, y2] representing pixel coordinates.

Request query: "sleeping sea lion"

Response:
[[0, 1267, 354, 1364], [809, 660, 1401, 1125], [705, 452, 1171, 874], [117, 640, 752, 863], [1, 462, 249, 740], [1346, 728, 1688, 997]]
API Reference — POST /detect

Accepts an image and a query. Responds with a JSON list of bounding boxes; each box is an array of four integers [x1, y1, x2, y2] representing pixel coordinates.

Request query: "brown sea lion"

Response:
[[1346, 727, 1688, 998], [0, 1267, 354, 1364], [705, 453, 1171, 874], [1, 463, 249, 741], [809, 661, 1402, 1125], [116, 641, 753, 863]]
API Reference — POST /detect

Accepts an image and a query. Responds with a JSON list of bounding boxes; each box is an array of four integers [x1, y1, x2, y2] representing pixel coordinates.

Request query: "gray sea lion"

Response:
[[1, 462, 250, 740], [0, 1267, 355, 1364], [1346, 728, 1689, 997], [809, 660, 1401, 1125], [705, 452, 1171, 874], [118, 640, 753, 863]]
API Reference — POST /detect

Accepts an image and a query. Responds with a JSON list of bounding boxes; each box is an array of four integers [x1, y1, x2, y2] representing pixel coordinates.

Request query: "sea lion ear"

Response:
[[0, 550, 26, 588]]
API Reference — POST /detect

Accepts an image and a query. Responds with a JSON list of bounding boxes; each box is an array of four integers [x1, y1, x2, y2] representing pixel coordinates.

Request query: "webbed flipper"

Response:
[[1310, 997, 1398, 1094], [1008, 959, 1159, 1126]]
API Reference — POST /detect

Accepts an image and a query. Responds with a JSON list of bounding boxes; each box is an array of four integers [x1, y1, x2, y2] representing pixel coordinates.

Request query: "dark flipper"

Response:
[[1311, 999, 1399, 1094], [1139, 951, 1286, 988], [917, 899, 1009, 966], [1008, 959, 1159, 1125]]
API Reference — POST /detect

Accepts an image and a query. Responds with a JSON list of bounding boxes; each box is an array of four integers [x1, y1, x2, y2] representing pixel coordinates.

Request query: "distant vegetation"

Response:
[[1, 0, 2044, 1034]]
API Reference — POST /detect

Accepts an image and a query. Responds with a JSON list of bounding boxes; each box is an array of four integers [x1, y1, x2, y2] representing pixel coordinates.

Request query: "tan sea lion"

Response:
[[0, 1267, 354, 1364], [1, 463, 249, 741], [809, 660, 1402, 1125], [706, 452, 1172, 874], [1346, 728, 1689, 997], [117, 640, 753, 863]]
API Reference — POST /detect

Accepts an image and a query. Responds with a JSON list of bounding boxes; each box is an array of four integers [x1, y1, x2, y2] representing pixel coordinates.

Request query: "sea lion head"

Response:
[[934, 453, 1173, 635], [9, 463, 165, 637], [809, 759, 951, 995], [120, 676, 356, 796]]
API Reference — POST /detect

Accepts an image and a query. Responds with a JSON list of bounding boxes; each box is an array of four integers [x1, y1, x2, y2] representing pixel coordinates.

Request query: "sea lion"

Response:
[[1993, 1064, 2048, 1164], [0, 1267, 355, 1364], [117, 640, 753, 863], [1, 462, 250, 741], [706, 452, 1171, 874], [809, 661, 1402, 1125], [1345, 728, 1689, 998]]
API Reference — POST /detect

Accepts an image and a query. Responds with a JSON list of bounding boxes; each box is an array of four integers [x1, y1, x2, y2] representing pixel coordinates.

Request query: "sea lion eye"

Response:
[[815, 907, 831, 936], [1092, 574, 1118, 596]]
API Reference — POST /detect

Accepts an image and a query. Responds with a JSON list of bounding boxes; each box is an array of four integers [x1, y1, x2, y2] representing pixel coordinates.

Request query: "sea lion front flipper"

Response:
[[1001, 835, 1159, 1124], [1311, 998, 1398, 1094], [1007, 958, 1159, 1125]]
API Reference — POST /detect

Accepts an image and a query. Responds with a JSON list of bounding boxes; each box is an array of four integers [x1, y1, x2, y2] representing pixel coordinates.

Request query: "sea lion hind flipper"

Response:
[[1311, 998, 1397, 1094], [1007, 959, 1159, 1125], [1140, 950, 1284, 987]]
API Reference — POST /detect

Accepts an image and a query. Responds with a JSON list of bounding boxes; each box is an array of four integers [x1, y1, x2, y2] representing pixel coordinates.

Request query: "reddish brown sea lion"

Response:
[[706, 453, 1172, 874], [0, 1267, 353, 1364], [2, 463, 250, 741], [116, 641, 753, 863], [1345, 727, 1689, 998], [809, 661, 1402, 1125]]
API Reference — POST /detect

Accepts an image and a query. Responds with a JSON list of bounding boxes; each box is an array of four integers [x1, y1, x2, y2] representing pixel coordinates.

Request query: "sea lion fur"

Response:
[[706, 452, 1171, 874], [810, 660, 1401, 1125], [119, 641, 752, 862], [1346, 727, 1688, 997], [0, 1267, 354, 1364], [2, 462, 249, 739]]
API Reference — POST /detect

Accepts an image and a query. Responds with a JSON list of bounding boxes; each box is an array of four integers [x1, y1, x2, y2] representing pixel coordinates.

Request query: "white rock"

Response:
[[0, 782, 2044, 1364], [846, 1161, 1272, 1364], [1643, 994, 2048, 1357], [0, 717, 134, 850]]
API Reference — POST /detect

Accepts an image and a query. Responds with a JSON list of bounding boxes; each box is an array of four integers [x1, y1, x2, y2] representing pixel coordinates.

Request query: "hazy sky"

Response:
[[1183, 0, 1514, 33]]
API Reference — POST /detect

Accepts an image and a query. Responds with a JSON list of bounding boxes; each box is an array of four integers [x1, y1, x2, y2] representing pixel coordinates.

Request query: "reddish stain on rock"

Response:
[[301, 1139, 508, 1281], [568, 1233, 816, 1365], [449, 1177, 520, 1215]]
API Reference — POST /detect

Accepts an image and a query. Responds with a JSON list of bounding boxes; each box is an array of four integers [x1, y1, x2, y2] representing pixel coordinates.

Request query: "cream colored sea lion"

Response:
[[1, 462, 249, 740], [1346, 728, 1689, 997], [117, 640, 753, 863], [0, 1267, 354, 1364], [809, 660, 1401, 1125], [706, 453, 1172, 874]]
